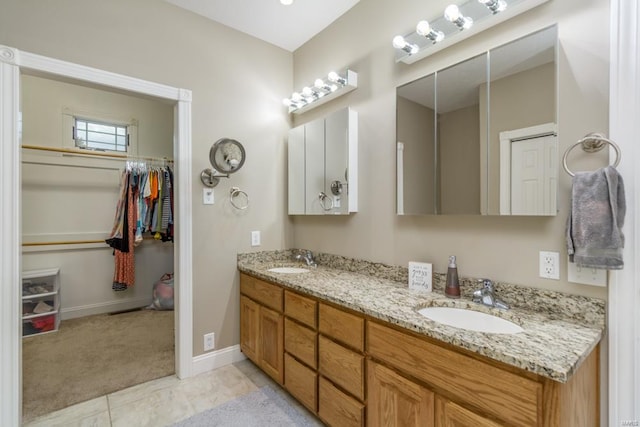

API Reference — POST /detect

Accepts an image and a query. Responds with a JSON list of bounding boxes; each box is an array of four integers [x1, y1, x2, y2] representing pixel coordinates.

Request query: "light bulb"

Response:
[[291, 92, 303, 102], [327, 71, 347, 85], [416, 20, 431, 36], [392, 35, 407, 49], [444, 4, 473, 29], [444, 4, 461, 22], [478, 0, 507, 13], [302, 86, 314, 97], [416, 20, 445, 43], [329, 84, 338, 92], [314, 78, 325, 89], [392, 35, 419, 55], [283, 98, 292, 107]]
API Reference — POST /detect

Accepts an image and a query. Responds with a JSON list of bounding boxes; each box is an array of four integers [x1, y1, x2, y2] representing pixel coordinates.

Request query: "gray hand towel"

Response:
[[566, 166, 626, 269]]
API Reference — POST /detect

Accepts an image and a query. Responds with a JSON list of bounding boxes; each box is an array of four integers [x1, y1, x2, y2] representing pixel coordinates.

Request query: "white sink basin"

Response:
[[417, 307, 524, 334], [267, 267, 310, 274]]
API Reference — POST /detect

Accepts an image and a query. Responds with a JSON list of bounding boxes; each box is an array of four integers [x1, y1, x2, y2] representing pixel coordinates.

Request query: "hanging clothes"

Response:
[[105, 163, 174, 292], [112, 178, 136, 291]]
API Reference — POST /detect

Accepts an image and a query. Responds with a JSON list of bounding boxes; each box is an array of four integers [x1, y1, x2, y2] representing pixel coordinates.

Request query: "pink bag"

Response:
[[148, 273, 174, 310]]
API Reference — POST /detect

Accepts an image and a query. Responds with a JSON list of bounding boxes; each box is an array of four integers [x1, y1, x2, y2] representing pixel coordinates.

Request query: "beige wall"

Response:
[[479, 62, 556, 214], [21, 74, 175, 318], [292, 0, 609, 299], [1, 0, 293, 355], [438, 104, 481, 215], [396, 97, 435, 214]]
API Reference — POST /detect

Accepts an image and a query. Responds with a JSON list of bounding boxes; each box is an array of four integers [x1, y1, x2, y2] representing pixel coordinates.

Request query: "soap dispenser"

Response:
[[445, 256, 460, 299]]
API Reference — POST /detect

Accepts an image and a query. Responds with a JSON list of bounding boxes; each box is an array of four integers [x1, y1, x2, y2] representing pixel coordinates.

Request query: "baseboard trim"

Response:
[[61, 297, 152, 320], [191, 345, 246, 377]]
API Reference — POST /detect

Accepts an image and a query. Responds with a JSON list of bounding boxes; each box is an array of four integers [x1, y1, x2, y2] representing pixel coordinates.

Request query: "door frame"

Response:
[[608, 0, 640, 423], [498, 122, 557, 215], [0, 45, 194, 426]]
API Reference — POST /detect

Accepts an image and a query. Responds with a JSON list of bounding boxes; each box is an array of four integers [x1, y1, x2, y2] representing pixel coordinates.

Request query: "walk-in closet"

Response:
[[20, 73, 176, 421]]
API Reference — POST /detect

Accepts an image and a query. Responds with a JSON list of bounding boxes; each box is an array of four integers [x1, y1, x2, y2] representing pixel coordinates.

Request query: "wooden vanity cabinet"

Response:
[[239, 273, 599, 427], [318, 302, 366, 427], [367, 320, 599, 427], [239, 274, 284, 384], [283, 290, 319, 413]]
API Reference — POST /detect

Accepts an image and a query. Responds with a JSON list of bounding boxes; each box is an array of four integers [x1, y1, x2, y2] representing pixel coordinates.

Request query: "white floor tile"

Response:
[[23, 359, 324, 427], [23, 396, 110, 427]]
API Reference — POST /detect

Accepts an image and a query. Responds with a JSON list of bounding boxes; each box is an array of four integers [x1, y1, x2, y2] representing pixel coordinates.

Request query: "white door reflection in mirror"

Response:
[[499, 123, 557, 215]]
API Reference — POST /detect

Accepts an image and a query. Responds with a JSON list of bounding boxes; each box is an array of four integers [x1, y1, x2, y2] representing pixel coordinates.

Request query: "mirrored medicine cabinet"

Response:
[[396, 25, 558, 216], [288, 107, 358, 215]]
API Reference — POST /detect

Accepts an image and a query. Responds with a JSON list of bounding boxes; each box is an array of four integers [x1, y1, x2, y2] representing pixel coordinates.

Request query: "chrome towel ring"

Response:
[[318, 192, 334, 211], [230, 187, 249, 210], [562, 132, 621, 177]]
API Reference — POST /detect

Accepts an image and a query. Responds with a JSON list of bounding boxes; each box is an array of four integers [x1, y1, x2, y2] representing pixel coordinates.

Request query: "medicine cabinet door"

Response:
[[288, 125, 306, 215], [304, 118, 326, 214]]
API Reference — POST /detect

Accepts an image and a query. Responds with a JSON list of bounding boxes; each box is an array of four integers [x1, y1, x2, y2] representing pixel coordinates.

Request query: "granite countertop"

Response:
[[237, 250, 606, 383]]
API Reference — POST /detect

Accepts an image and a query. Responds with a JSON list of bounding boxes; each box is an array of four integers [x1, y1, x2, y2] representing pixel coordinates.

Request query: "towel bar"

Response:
[[562, 132, 621, 177]]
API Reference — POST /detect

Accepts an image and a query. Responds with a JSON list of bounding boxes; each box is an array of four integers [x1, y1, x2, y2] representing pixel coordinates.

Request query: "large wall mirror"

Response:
[[397, 25, 557, 216]]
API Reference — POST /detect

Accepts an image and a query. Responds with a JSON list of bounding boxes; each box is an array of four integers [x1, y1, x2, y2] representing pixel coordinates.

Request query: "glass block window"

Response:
[[74, 118, 128, 152]]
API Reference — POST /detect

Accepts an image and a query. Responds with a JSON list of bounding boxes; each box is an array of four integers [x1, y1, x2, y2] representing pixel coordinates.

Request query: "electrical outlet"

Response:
[[251, 230, 261, 247], [204, 332, 215, 351], [539, 251, 560, 280]]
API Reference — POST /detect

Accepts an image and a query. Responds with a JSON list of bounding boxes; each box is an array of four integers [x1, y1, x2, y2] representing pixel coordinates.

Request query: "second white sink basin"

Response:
[[267, 267, 310, 274], [417, 307, 524, 334]]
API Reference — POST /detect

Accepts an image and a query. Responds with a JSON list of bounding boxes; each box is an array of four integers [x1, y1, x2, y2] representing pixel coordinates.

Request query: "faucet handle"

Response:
[[478, 278, 494, 291]]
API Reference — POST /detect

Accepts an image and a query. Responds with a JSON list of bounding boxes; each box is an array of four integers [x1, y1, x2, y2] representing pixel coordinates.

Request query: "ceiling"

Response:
[[165, 0, 360, 52]]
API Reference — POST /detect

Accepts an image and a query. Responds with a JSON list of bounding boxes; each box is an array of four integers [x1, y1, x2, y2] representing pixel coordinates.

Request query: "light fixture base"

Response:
[[394, 0, 549, 65], [289, 70, 358, 115]]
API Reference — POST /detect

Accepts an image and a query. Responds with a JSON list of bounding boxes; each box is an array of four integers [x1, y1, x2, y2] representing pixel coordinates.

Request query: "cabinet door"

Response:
[[288, 125, 306, 215], [325, 108, 349, 214], [435, 397, 502, 427], [368, 360, 434, 427], [240, 295, 259, 363], [305, 118, 326, 214], [259, 305, 284, 384]]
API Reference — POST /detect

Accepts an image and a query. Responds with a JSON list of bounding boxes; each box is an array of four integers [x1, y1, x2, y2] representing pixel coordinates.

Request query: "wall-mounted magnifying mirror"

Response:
[[201, 138, 246, 187]]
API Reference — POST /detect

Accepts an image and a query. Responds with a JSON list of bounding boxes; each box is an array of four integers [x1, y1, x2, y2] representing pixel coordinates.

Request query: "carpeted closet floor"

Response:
[[22, 309, 175, 422]]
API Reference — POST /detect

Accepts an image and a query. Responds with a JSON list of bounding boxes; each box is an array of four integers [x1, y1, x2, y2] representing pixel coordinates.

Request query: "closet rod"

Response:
[[22, 144, 174, 163], [23, 236, 159, 247], [23, 240, 105, 247]]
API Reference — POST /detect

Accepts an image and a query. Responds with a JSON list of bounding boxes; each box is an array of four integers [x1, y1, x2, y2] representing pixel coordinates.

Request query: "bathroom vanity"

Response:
[[238, 251, 603, 427]]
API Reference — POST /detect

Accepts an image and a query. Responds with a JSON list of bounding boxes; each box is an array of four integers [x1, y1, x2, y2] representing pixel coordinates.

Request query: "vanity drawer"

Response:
[[367, 321, 541, 427], [285, 290, 317, 329], [240, 274, 283, 312], [319, 303, 364, 352], [284, 353, 317, 413], [319, 335, 364, 401], [284, 317, 317, 369], [318, 376, 364, 427]]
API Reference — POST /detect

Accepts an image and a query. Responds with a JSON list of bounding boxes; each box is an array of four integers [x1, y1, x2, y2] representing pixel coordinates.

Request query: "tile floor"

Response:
[[23, 360, 323, 427]]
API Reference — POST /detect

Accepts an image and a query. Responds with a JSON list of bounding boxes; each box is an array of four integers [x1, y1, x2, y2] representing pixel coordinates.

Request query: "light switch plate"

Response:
[[203, 188, 214, 205], [251, 231, 261, 247], [568, 260, 607, 286]]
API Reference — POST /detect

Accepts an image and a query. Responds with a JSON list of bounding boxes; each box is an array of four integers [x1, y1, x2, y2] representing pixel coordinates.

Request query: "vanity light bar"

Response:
[[393, 0, 549, 65], [283, 70, 357, 115]]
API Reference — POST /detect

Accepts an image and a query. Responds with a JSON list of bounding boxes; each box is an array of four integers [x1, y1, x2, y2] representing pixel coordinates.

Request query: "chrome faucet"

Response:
[[473, 279, 510, 310], [292, 249, 317, 267]]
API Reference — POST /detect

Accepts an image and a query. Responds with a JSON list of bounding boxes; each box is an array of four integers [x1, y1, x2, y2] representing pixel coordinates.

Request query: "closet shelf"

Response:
[[22, 144, 173, 163]]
